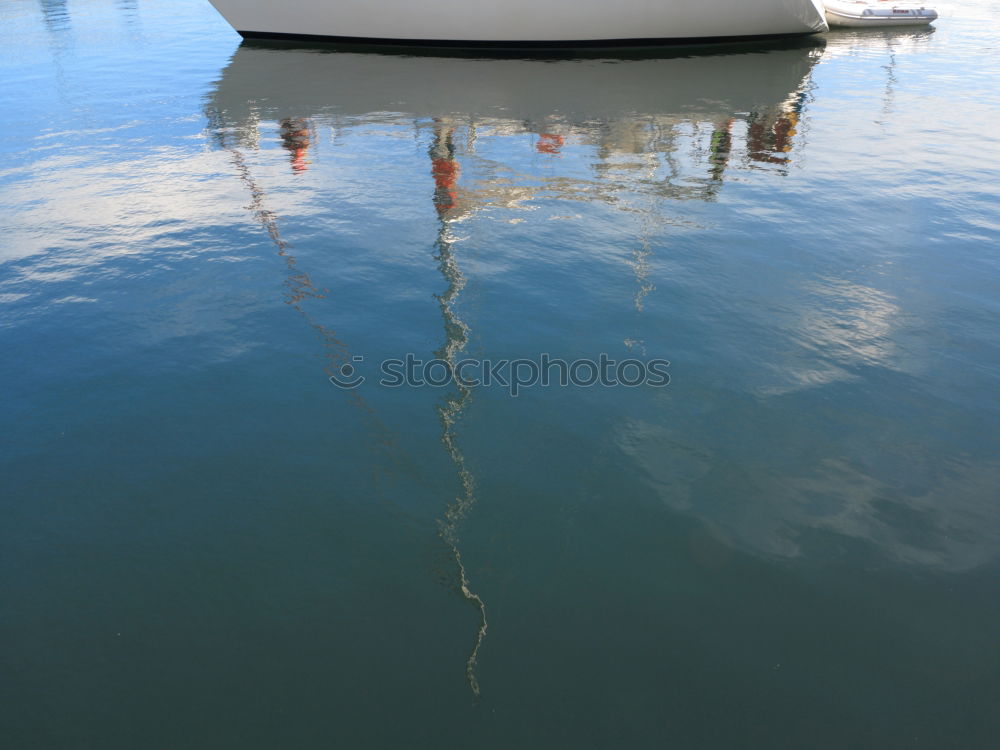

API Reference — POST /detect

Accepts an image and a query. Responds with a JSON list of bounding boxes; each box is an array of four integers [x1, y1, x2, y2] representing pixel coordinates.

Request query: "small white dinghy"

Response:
[[824, 0, 938, 27]]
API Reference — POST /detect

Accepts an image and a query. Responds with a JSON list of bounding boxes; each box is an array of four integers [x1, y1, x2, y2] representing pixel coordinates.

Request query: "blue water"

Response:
[[2, 1, 1000, 746]]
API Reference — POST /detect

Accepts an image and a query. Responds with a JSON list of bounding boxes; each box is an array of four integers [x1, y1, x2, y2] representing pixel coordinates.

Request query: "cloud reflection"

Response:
[[615, 418, 1000, 572]]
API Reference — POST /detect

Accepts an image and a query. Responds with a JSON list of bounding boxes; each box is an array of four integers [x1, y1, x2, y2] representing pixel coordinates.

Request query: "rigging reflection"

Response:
[[204, 110, 403, 494], [207, 121, 346, 363]]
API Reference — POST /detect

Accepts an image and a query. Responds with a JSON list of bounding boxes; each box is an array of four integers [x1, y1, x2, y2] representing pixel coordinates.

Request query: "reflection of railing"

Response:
[[405, 105, 810, 216]]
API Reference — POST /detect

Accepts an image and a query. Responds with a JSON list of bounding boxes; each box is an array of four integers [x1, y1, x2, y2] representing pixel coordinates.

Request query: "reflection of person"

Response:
[[747, 110, 798, 165], [709, 119, 734, 182], [279, 118, 312, 173], [430, 120, 459, 218], [747, 96, 802, 167]]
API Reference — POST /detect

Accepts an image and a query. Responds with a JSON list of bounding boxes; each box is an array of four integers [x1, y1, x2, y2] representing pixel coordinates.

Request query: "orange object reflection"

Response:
[[280, 117, 312, 173], [536, 133, 565, 155]]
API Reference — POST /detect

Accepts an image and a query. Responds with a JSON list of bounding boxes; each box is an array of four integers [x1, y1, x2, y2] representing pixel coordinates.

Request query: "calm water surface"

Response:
[[2, 1, 1000, 747]]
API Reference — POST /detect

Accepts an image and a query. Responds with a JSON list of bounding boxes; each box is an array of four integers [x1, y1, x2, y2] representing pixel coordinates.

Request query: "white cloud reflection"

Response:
[[616, 419, 1000, 571]]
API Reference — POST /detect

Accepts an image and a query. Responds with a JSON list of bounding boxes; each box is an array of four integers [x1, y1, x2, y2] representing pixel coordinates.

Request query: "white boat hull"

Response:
[[207, 0, 829, 45]]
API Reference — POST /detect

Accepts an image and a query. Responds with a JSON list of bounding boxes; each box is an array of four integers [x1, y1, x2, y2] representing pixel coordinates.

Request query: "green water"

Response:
[[2, 1, 1000, 747]]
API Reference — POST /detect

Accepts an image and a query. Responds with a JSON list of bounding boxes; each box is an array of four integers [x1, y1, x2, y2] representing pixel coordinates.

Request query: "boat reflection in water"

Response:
[[208, 40, 824, 191], [205, 41, 824, 695]]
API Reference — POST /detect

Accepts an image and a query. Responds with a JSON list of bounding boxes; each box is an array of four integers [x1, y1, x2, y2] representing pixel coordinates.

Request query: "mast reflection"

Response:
[[204, 110, 398, 454], [429, 119, 487, 697]]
